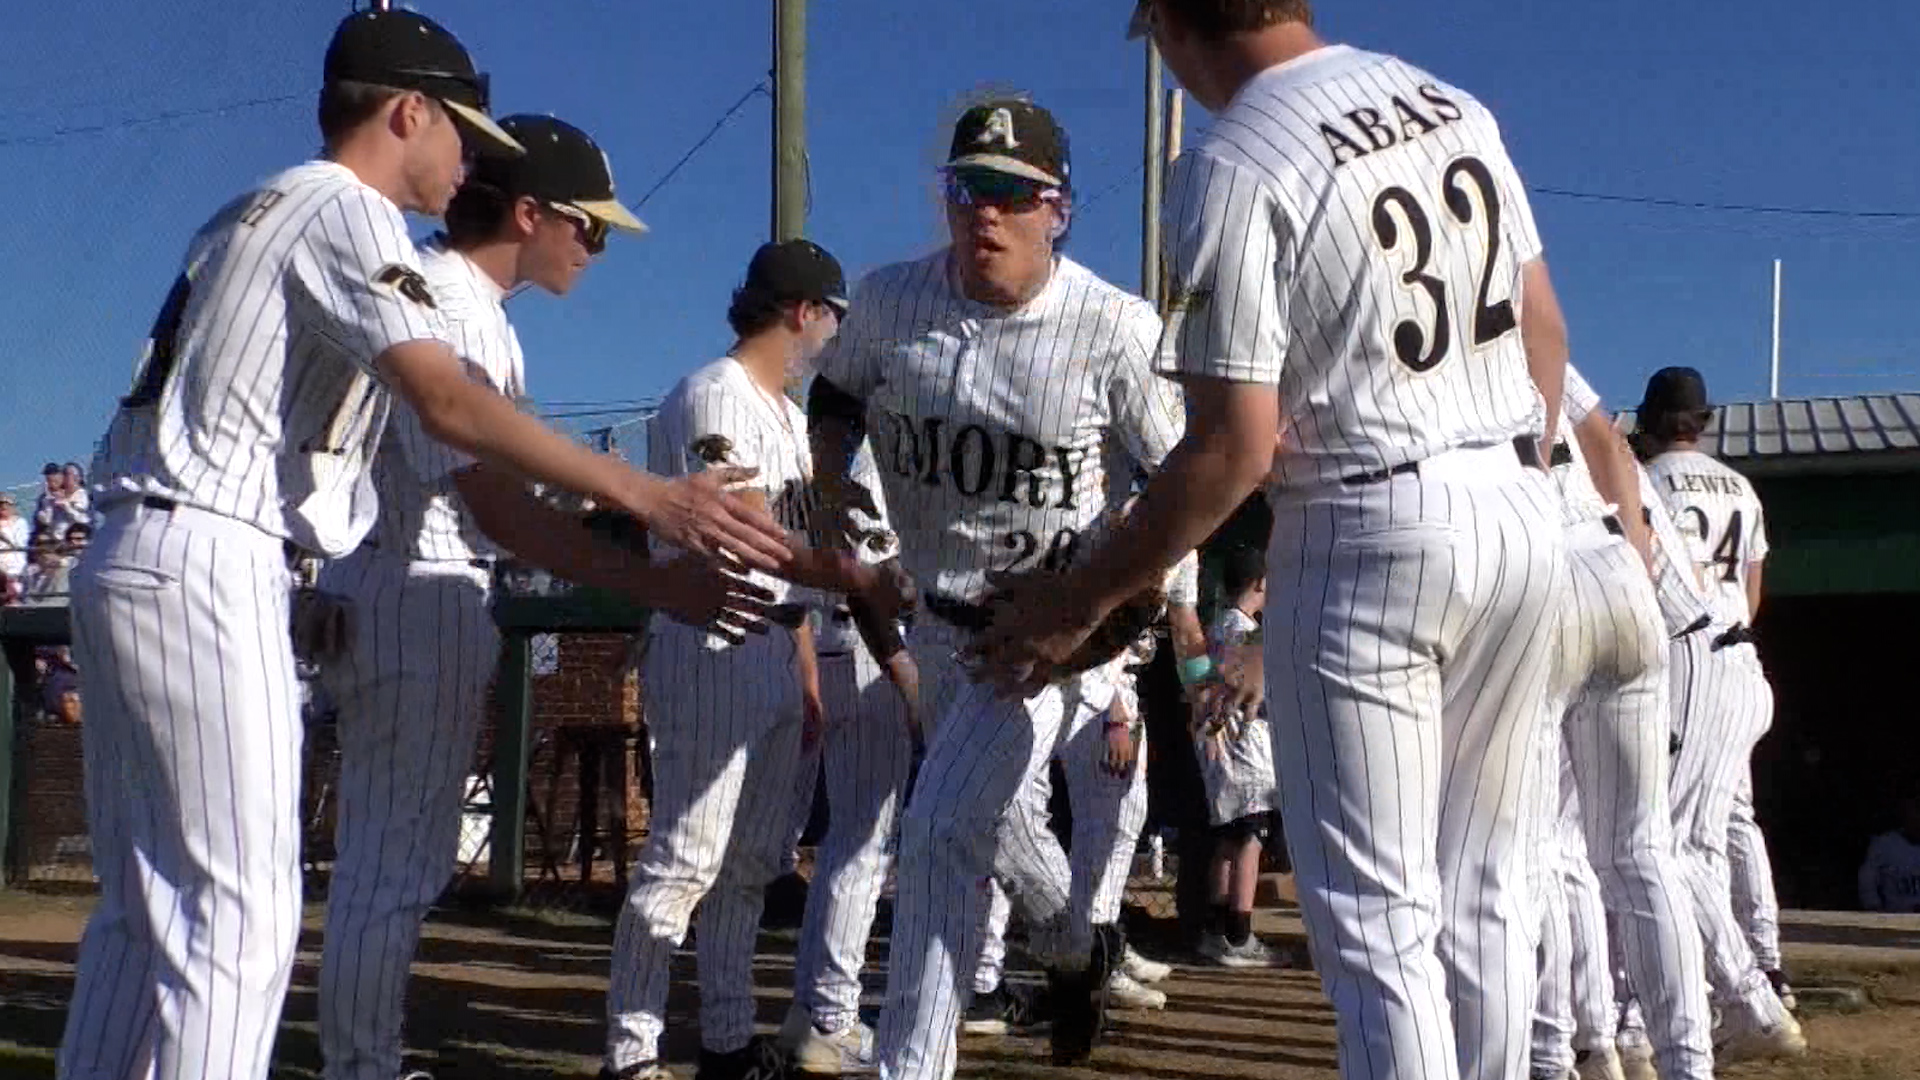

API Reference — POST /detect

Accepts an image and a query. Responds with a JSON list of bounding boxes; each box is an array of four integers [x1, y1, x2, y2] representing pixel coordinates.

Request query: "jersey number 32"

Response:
[[1368, 155, 1518, 372]]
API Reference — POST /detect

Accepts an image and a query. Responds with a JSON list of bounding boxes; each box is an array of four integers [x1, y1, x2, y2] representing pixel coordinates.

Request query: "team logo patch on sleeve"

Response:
[[691, 434, 737, 466], [373, 264, 438, 309]]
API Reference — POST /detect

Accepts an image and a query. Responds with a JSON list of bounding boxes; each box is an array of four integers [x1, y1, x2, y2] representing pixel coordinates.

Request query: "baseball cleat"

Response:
[[1714, 1008, 1807, 1065], [1119, 944, 1173, 984], [787, 1019, 876, 1075], [1208, 934, 1278, 969], [1048, 924, 1117, 1066], [1766, 969, 1799, 1015], [696, 1035, 792, 1080], [1106, 969, 1168, 1011], [1573, 1045, 1628, 1080], [1614, 1032, 1656, 1080], [960, 981, 1047, 1036]]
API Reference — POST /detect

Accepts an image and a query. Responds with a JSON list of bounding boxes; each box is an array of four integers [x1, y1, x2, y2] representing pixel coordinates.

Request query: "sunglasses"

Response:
[[545, 201, 608, 255], [944, 170, 1059, 213]]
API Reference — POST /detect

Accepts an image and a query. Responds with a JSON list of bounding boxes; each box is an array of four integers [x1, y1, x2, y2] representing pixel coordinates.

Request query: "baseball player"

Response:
[[600, 240, 909, 1080], [1194, 545, 1278, 968], [978, 6, 1581, 1080], [777, 437, 925, 1074], [1859, 795, 1920, 913], [1632, 367, 1804, 1063], [806, 96, 1184, 1077], [1521, 365, 1716, 1080], [59, 13, 791, 1080], [312, 115, 768, 1080]]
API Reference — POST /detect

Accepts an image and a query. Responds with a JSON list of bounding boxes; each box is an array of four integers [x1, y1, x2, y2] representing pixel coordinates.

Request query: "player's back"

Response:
[[93, 160, 437, 555], [1178, 46, 1544, 486], [1644, 449, 1766, 626]]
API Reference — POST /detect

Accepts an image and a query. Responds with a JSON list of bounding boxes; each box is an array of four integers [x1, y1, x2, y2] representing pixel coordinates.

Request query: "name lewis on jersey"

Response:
[[1664, 472, 1747, 497], [875, 409, 1084, 510], [1320, 83, 1465, 167]]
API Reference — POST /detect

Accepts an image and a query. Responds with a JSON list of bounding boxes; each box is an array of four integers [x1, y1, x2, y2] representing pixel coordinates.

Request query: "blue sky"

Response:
[[4, 0, 1918, 495]]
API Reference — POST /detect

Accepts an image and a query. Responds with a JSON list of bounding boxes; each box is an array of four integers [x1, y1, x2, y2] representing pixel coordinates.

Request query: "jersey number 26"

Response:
[[1368, 155, 1518, 372]]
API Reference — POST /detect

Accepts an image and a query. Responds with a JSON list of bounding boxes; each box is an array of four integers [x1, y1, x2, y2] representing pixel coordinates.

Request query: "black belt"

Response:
[[1602, 514, 1624, 538], [830, 607, 854, 624], [359, 536, 493, 571], [1340, 436, 1543, 486], [816, 649, 854, 659], [139, 495, 314, 565], [923, 591, 991, 632], [1551, 441, 1574, 468]]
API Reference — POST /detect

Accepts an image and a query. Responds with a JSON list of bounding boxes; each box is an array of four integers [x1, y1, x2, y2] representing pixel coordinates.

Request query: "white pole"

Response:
[[1770, 259, 1782, 400]]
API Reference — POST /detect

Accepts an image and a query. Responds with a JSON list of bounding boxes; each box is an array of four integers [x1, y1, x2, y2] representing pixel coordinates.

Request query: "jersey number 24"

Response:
[[1368, 155, 1518, 372]]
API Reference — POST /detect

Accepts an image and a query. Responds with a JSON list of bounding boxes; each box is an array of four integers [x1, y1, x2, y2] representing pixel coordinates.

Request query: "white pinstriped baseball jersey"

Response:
[[359, 236, 528, 562], [1156, 45, 1546, 485], [814, 253, 1183, 603], [1645, 449, 1769, 627], [1636, 462, 1715, 639], [91, 160, 449, 557], [646, 356, 816, 649]]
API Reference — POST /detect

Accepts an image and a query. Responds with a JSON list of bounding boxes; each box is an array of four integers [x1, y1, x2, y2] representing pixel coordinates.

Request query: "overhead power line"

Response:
[[0, 92, 304, 148], [1529, 186, 1920, 221], [634, 80, 771, 209]]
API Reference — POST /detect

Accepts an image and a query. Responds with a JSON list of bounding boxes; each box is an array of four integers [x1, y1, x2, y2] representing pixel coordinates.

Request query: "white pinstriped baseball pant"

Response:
[[1529, 527, 1713, 1080], [790, 644, 917, 1033], [605, 627, 810, 1071], [1265, 447, 1563, 1080], [59, 502, 304, 1080], [1668, 637, 1788, 1029], [1728, 773, 1783, 971], [875, 619, 1099, 1080], [971, 679, 1149, 995], [313, 548, 498, 1080]]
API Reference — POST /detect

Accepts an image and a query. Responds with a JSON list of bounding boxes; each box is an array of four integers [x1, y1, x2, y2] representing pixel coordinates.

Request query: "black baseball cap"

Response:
[[323, 9, 523, 157], [744, 240, 849, 316], [1638, 366, 1712, 417], [945, 99, 1070, 188], [467, 115, 646, 234]]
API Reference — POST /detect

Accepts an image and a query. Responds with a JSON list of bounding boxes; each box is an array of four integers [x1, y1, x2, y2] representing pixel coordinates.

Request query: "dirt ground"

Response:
[[3, 886, 1919, 1079]]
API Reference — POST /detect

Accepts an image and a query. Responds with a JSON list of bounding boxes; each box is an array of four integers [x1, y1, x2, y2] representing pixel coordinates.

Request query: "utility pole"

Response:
[[1770, 259, 1783, 400], [1142, 42, 1166, 309], [772, 0, 807, 243]]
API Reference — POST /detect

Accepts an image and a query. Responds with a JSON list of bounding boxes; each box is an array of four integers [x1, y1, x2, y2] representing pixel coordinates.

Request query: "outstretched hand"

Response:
[[651, 553, 777, 645], [634, 467, 792, 574], [963, 574, 1105, 700]]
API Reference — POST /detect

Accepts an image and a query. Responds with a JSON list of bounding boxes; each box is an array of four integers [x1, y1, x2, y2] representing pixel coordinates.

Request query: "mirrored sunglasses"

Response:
[[546, 201, 608, 255], [944, 170, 1058, 213]]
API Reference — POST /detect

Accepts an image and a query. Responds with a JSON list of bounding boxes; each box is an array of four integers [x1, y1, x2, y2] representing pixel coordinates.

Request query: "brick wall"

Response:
[[11, 631, 649, 884], [16, 719, 90, 877]]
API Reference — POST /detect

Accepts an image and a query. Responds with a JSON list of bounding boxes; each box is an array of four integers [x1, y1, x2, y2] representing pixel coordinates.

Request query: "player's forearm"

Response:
[[807, 377, 867, 488], [385, 344, 663, 522], [785, 546, 882, 597], [457, 469, 662, 599], [1067, 383, 1275, 621], [793, 621, 822, 697], [1167, 604, 1207, 662], [1746, 563, 1765, 620], [1520, 260, 1568, 459]]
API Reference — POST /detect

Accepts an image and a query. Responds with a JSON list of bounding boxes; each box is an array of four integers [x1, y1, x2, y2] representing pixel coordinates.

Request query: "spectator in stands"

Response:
[[20, 529, 71, 605], [0, 492, 26, 597], [33, 461, 90, 538], [62, 521, 92, 560], [36, 647, 82, 724], [1859, 794, 1920, 914]]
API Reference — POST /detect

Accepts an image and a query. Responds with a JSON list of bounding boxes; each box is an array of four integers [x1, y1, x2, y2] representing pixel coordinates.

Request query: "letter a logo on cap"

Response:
[[978, 107, 1020, 150]]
